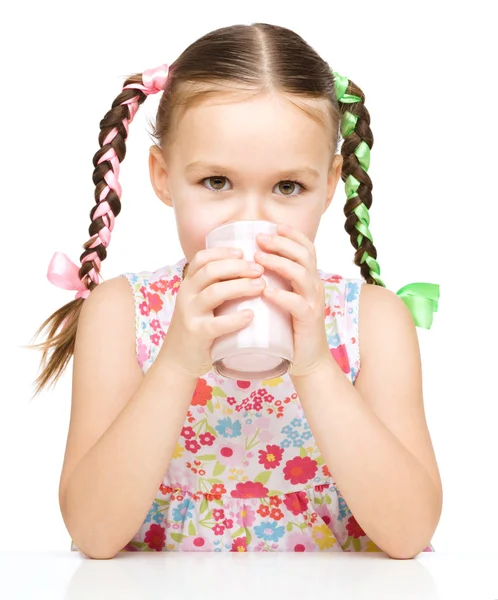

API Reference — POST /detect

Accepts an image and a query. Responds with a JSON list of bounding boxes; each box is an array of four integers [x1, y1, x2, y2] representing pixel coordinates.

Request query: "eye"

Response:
[[201, 175, 307, 196]]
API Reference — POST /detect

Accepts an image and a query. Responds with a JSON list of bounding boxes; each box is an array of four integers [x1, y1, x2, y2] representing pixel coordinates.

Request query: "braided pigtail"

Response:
[[332, 70, 439, 328], [332, 72, 385, 287], [25, 65, 169, 398]]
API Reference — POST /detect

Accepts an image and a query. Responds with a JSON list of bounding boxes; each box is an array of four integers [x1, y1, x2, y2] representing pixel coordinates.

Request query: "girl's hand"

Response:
[[255, 223, 331, 379], [159, 247, 266, 379]]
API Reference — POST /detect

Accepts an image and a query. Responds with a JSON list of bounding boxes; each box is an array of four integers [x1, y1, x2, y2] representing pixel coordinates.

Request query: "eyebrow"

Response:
[[185, 161, 320, 181]]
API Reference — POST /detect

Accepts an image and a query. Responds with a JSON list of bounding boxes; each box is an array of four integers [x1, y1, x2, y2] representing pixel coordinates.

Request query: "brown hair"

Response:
[[26, 22, 380, 398]]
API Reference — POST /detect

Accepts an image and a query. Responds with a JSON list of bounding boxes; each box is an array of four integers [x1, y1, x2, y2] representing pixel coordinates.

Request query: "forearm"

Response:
[[62, 354, 198, 559], [291, 358, 441, 559]]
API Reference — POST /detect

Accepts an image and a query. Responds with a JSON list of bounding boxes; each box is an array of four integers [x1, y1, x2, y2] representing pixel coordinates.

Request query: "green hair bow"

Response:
[[332, 70, 439, 330]]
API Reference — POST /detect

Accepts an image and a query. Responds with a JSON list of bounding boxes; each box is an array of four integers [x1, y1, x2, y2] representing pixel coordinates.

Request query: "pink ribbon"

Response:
[[47, 252, 92, 300], [47, 64, 169, 300]]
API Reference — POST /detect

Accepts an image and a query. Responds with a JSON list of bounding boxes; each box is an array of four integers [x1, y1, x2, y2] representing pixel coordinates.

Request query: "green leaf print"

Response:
[[286, 522, 293, 532], [213, 462, 226, 476], [231, 527, 245, 538], [268, 489, 283, 496], [188, 521, 196, 536], [299, 447, 308, 458], [325, 495, 332, 504], [206, 399, 214, 413], [254, 471, 272, 485], [171, 533, 187, 544], [196, 454, 217, 461], [205, 424, 217, 436], [211, 386, 227, 398], [128, 541, 147, 549], [200, 498, 209, 514], [315, 455, 325, 465], [352, 537, 362, 552], [245, 527, 252, 546]]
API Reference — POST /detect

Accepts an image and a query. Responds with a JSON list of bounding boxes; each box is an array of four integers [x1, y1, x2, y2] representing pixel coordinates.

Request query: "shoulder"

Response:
[[357, 283, 419, 367]]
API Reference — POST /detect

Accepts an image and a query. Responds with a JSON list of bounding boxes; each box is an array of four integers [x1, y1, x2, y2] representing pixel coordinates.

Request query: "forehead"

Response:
[[171, 92, 333, 169]]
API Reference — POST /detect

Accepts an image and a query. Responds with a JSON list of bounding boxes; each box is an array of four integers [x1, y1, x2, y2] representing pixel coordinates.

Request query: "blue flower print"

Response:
[[346, 281, 359, 303], [254, 521, 285, 542], [289, 430, 300, 440], [301, 430, 313, 441], [144, 501, 159, 524], [291, 418, 302, 427], [215, 417, 242, 438], [292, 438, 305, 448], [172, 498, 194, 522], [281, 425, 293, 435], [329, 333, 340, 347], [280, 438, 292, 449]]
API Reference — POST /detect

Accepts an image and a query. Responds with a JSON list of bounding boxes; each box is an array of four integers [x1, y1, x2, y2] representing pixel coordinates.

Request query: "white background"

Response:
[[1, 0, 496, 556]]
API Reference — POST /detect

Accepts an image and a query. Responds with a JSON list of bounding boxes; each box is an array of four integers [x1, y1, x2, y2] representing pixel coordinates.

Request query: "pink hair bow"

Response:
[[47, 252, 94, 300]]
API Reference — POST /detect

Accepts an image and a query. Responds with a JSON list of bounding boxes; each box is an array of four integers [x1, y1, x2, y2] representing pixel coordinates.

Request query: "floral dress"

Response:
[[70, 256, 435, 554]]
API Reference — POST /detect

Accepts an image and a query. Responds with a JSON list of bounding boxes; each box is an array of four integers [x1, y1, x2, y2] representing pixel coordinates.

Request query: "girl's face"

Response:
[[149, 91, 343, 264]]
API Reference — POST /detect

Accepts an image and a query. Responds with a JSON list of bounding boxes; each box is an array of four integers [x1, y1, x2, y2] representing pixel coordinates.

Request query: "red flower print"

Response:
[[270, 508, 284, 521], [322, 464, 331, 477], [185, 439, 201, 454], [210, 483, 227, 495], [346, 515, 366, 539], [257, 504, 271, 518], [139, 301, 150, 316], [258, 444, 284, 469], [213, 509, 225, 522], [227, 397, 237, 405], [150, 333, 160, 346], [150, 318, 161, 331], [147, 292, 164, 313], [168, 275, 181, 295], [231, 537, 247, 552], [181, 426, 196, 440], [283, 491, 309, 515], [191, 378, 213, 406], [230, 481, 269, 499], [223, 519, 234, 529], [150, 279, 168, 294], [199, 432, 216, 446], [212, 524, 225, 536], [283, 457, 318, 485], [144, 523, 166, 551], [330, 343, 350, 374], [269, 496, 282, 507]]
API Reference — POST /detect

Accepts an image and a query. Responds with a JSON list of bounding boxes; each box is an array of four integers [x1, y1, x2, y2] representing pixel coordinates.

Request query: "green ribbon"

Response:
[[332, 69, 440, 330], [395, 282, 440, 329]]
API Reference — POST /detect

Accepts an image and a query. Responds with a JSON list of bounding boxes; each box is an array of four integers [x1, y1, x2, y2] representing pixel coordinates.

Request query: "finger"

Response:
[[262, 287, 311, 324]]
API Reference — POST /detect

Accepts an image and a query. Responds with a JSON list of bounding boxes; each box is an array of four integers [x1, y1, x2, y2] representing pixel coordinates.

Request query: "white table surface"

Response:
[[1, 551, 497, 599]]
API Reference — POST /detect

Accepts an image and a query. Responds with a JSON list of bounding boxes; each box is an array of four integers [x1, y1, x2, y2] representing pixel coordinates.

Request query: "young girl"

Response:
[[29, 23, 442, 558]]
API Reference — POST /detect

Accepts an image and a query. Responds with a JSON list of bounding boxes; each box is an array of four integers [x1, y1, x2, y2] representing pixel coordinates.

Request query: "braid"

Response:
[[46, 65, 169, 300], [332, 71, 385, 287]]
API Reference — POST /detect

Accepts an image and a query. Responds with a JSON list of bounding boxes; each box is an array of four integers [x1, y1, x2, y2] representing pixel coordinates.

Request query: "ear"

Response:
[[149, 145, 173, 207], [323, 153, 343, 213]]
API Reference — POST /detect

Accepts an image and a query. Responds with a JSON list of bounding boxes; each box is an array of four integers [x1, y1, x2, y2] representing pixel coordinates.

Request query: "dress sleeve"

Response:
[[343, 278, 367, 385], [120, 272, 151, 374]]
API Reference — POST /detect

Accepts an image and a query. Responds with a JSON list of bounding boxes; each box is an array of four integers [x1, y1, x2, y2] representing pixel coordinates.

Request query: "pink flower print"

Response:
[[235, 505, 256, 528], [259, 430, 273, 444], [216, 442, 245, 467], [180, 536, 214, 551], [137, 338, 149, 369], [286, 532, 316, 552], [150, 333, 161, 346]]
